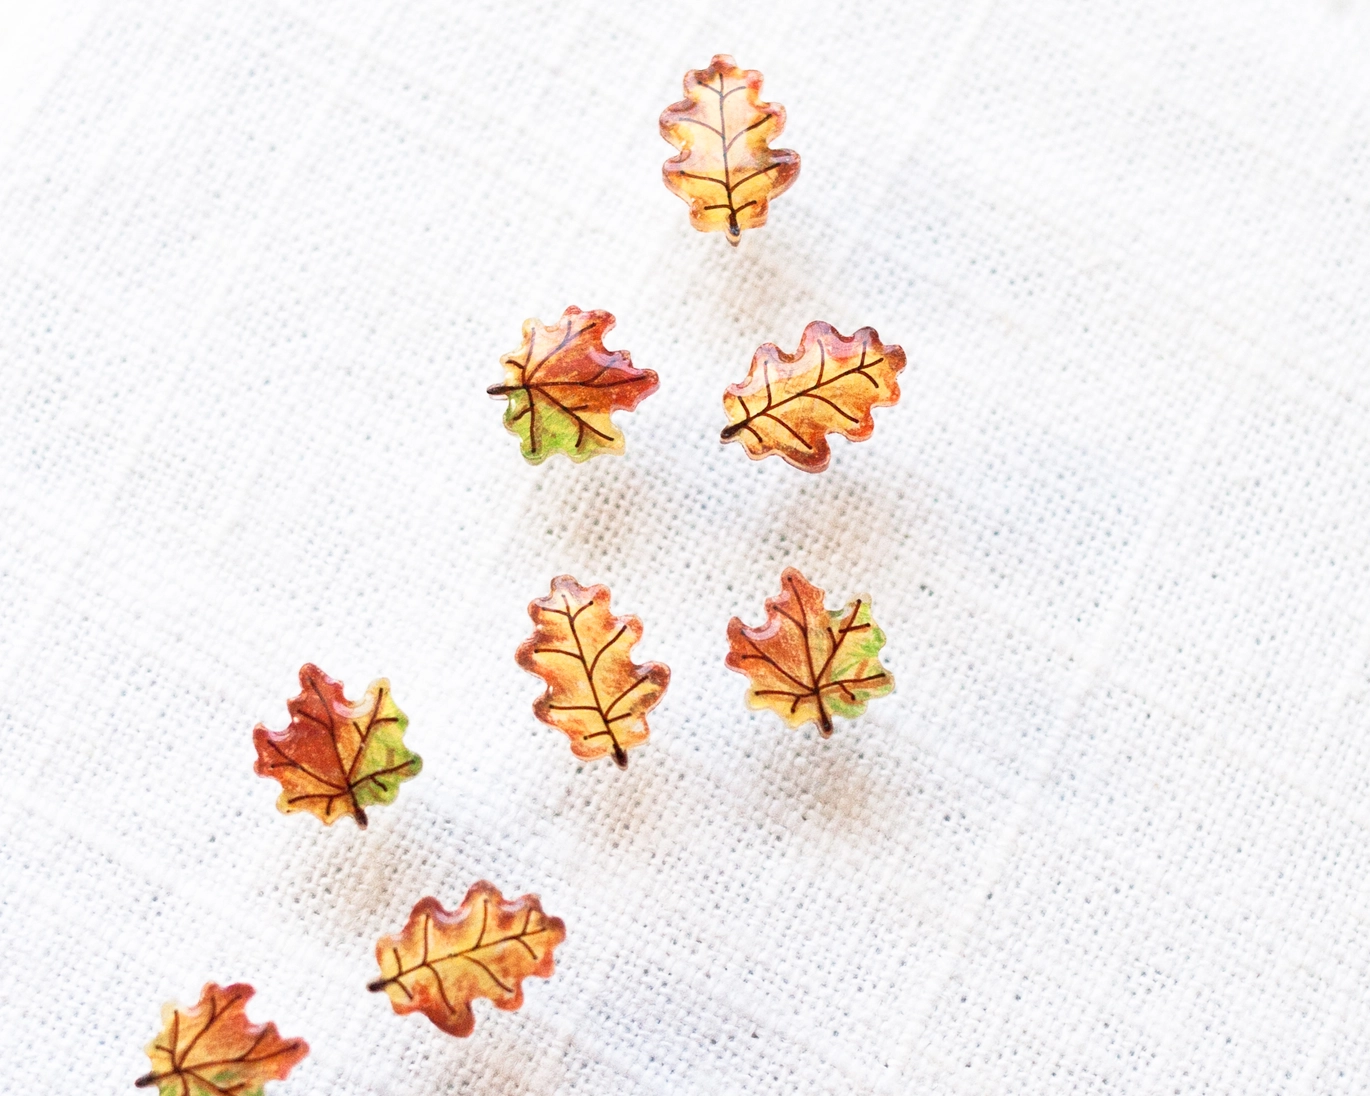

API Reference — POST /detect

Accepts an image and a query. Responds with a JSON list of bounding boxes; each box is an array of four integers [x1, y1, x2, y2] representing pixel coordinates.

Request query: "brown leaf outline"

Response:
[[135, 982, 308, 1096], [720, 321, 905, 473], [725, 568, 894, 737], [486, 306, 659, 464], [660, 54, 800, 244], [253, 664, 422, 828], [368, 882, 566, 1038], [516, 574, 670, 768]]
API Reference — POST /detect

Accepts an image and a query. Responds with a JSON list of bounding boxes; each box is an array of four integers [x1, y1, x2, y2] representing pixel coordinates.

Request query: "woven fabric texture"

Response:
[[3, 1, 1370, 1092]]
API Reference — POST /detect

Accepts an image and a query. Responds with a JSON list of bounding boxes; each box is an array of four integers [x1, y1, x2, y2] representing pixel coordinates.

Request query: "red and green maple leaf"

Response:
[[487, 306, 658, 463], [135, 982, 308, 1096], [253, 664, 422, 828], [725, 568, 895, 736]]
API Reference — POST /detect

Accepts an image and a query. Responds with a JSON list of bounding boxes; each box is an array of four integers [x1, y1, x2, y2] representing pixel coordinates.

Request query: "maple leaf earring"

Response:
[[136, 983, 308, 1094], [721, 321, 905, 472], [487, 306, 659, 463], [726, 568, 894, 737], [253, 664, 423, 828], [660, 54, 800, 245]]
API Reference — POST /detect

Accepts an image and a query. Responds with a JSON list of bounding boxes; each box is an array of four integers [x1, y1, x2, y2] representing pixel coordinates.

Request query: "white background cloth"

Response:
[[3, 1, 1370, 1092]]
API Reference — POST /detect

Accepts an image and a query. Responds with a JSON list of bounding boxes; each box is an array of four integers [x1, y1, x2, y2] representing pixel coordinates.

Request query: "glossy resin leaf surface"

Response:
[[516, 574, 670, 767], [726, 568, 894, 737], [368, 882, 567, 1037], [253, 664, 422, 828], [487, 306, 659, 464], [660, 54, 800, 244], [135, 982, 308, 1096], [721, 321, 905, 472]]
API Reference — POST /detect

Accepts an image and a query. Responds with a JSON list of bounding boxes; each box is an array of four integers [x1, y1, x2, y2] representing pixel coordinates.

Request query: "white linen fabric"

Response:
[[3, 1, 1370, 1092]]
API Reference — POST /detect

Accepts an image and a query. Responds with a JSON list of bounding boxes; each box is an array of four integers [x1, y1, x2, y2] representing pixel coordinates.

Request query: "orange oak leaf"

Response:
[[368, 882, 567, 1038], [725, 568, 894, 737], [720, 321, 905, 473], [516, 575, 670, 768], [486, 306, 659, 464], [660, 54, 800, 244], [253, 664, 422, 829], [135, 982, 308, 1096]]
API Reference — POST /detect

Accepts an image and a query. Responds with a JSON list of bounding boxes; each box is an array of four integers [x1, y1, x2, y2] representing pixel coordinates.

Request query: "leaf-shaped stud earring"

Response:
[[721, 321, 905, 473], [487, 306, 659, 463], [516, 575, 670, 768], [253, 664, 422, 828], [135, 982, 308, 1095], [660, 54, 800, 245], [726, 568, 894, 737], [368, 883, 566, 1037]]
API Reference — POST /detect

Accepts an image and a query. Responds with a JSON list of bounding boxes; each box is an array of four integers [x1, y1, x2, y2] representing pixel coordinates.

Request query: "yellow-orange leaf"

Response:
[[721, 321, 905, 473], [368, 883, 566, 1038], [516, 575, 670, 768], [135, 982, 308, 1096], [660, 54, 800, 244], [725, 568, 895, 737]]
